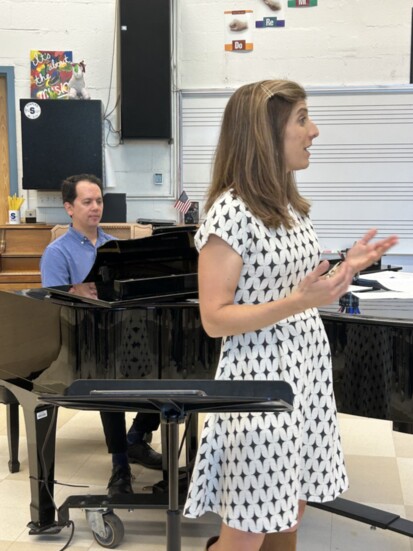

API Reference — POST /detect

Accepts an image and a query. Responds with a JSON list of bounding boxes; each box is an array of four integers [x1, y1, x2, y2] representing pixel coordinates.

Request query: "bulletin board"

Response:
[[180, 85, 413, 254]]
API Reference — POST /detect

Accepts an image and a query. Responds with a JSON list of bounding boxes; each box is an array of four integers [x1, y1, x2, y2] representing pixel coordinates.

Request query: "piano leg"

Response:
[[24, 402, 59, 531], [0, 386, 21, 473], [6, 401, 20, 473], [1, 381, 60, 531]]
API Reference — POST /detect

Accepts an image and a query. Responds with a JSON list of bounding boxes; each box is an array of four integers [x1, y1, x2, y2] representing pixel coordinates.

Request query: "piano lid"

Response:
[[82, 226, 198, 283]]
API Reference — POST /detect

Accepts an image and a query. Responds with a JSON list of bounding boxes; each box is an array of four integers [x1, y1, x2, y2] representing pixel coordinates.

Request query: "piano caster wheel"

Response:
[[91, 512, 124, 549]]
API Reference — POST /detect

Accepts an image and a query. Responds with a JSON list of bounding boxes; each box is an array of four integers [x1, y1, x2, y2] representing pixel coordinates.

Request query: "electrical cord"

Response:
[[103, 0, 119, 120], [102, 0, 122, 147]]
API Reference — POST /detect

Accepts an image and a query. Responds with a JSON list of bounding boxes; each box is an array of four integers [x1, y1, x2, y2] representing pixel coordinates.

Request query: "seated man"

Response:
[[40, 173, 162, 496]]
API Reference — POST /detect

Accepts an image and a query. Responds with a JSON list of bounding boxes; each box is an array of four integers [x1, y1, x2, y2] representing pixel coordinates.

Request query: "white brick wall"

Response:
[[1, 0, 412, 223], [177, 0, 411, 88]]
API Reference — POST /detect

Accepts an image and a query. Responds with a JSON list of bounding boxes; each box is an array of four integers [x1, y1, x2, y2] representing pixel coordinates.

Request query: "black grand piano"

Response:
[[1, 227, 413, 540], [0, 226, 222, 533]]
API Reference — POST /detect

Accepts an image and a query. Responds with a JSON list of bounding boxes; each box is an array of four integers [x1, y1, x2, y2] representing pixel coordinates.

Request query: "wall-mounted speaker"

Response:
[[20, 99, 103, 190], [119, 0, 171, 140]]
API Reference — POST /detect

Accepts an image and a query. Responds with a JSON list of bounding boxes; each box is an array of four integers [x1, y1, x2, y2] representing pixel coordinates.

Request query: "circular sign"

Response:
[[24, 102, 41, 120]]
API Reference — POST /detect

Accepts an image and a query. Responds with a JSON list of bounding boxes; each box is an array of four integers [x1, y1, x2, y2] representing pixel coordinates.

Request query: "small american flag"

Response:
[[174, 191, 192, 214]]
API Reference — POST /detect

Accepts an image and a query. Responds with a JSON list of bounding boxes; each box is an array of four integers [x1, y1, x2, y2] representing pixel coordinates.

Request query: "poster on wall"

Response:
[[30, 50, 73, 99], [224, 10, 253, 51], [255, 0, 286, 28]]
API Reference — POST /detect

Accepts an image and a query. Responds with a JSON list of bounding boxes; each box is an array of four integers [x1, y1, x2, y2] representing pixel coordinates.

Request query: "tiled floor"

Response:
[[0, 408, 412, 550]]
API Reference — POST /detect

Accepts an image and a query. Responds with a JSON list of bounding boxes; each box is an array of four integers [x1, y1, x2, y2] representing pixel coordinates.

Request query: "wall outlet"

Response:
[[37, 192, 62, 207], [154, 173, 163, 185]]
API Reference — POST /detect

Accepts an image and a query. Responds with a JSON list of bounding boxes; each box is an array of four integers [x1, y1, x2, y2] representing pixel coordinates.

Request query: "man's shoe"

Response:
[[107, 464, 133, 498], [127, 441, 163, 470]]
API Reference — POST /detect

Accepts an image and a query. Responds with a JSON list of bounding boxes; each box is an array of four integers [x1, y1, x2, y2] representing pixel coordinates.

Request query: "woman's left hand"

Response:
[[345, 229, 398, 275]]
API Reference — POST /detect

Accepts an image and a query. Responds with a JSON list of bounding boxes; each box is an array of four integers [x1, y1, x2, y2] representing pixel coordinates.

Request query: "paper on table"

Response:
[[349, 271, 413, 299], [348, 284, 373, 293], [351, 290, 413, 299], [359, 271, 413, 293]]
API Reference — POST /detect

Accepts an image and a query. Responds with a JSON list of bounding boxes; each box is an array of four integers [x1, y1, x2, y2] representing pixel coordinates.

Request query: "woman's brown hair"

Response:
[[204, 79, 311, 229]]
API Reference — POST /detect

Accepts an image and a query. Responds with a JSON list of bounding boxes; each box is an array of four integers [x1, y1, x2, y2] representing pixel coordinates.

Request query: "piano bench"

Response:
[[0, 387, 20, 473]]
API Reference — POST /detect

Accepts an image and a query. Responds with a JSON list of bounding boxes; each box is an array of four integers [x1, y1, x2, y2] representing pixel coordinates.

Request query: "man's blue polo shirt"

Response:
[[40, 225, 115, 287]]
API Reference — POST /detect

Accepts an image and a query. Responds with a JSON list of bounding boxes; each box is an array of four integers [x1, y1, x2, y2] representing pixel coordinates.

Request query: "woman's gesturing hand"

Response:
[[345, 229, 398, 275], [294, 230, 397, 311]]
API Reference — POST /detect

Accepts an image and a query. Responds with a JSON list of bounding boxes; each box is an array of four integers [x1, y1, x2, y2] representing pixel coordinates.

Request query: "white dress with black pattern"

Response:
[[183, 191, 349, 533]]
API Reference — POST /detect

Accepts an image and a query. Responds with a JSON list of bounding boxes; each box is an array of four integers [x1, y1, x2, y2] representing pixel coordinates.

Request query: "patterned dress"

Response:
[[183, 191, 349, 533]]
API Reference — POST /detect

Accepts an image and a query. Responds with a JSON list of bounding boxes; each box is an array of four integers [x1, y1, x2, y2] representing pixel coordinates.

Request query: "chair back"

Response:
[[50, 223, 153, 241]]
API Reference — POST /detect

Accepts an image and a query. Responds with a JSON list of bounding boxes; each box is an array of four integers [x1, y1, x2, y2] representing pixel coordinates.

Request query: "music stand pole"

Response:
[[166, 413, 181, 551]]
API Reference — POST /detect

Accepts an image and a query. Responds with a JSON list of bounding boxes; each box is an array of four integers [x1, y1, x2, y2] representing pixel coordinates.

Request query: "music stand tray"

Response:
[[40, 379, 293, 550]]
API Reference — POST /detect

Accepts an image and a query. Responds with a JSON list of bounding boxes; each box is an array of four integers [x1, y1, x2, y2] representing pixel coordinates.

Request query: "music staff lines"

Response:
[[301, 183, 413, 199]]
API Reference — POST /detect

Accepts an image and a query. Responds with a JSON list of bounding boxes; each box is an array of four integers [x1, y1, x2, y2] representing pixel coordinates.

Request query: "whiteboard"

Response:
[[180, 86, 413, 254]]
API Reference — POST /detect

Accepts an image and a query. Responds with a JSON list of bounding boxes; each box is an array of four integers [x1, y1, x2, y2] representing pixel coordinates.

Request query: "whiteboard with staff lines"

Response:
[[180, 85, 413, 255]]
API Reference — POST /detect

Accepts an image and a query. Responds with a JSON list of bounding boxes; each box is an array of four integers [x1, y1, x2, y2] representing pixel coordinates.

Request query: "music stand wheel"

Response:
[[91, 511, 124, 549]]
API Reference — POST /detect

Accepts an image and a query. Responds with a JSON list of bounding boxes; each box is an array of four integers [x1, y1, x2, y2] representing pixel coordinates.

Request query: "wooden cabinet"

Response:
[[0, 224, 53, 290]]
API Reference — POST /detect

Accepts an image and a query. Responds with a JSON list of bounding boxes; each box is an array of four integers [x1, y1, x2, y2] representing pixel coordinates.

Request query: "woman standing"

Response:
[[183, 79, 397, 551]]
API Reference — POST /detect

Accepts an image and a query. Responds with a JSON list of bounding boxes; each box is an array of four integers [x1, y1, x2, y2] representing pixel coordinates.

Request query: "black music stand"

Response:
[[40, 379, 293, 551]]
